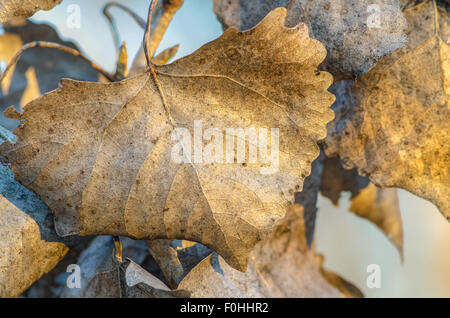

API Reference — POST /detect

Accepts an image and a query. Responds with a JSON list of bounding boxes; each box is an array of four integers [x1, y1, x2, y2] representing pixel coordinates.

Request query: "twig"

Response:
[[103, 2, 147, 52], [143, 0, 177, 125], [0, 41, 115, 84]]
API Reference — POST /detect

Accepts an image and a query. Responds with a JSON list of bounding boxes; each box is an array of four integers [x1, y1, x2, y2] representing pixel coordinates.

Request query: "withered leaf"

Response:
[[350, 184, 404, 258], [178, 204, 363, 298], [148, 239, 212, 289], [0, 162, 68, 298], [23, 236, 94, 298], [0, 9, 335, 271], [213, 0, 407, 79], [148, 240, 212, 289], [61, 236, 188, 298], [0, 0, 62, 23], [0, 19, 100, 130], [324, 0, 450, 219], [152, 44, 180, 66], [320, 155, 370, 205]]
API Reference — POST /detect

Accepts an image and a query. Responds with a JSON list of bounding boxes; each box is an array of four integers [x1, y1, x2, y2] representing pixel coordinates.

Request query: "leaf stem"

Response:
[[0, 41, 115, 84], [143, 0, 159, 67], [143, 0, 184, 66]]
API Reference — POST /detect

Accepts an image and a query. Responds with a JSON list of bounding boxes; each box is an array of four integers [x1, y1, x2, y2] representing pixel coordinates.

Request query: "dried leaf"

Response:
[[0, 163, 68, 298], [22, 236, 94, 298], [148, 239, 212, 289], [0, 9, 335, 271], [60, 236, 188, 298], [152, 44, 180, 65], [213, 0, 407, 79], [319, 155, 403, 257], [350, 184, 404, 258], [0, 0, 62, 23], [324, 0, 450, 219], [178, 204, 362, 298], [320, 155, 370, 205], [0, 20, 100, 130]]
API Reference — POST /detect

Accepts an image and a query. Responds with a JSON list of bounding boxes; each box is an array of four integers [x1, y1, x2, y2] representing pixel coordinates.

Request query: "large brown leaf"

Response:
[[213, 0, 407, 80], [324, 0, 450, 219], [177, 205, 363, 297], [0, 0, 62, 23], [0, 9, 335, 271]]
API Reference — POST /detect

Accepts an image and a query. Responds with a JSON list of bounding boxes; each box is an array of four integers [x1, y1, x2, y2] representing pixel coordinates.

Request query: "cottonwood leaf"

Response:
[[324, 0, 450, 219], [213, 0, 407, 80], [350, 184, 404, 258], [148, 239, 212, 289], [0, 8, 335, 271], [0, 0, 62, 23], [0, 163, 68, 298], [152, 44, 180, 66], [178, 204, 363, 298], [0, 19, 100, 130], [60, 236, 188, 298], [320, 155, 370, 205]]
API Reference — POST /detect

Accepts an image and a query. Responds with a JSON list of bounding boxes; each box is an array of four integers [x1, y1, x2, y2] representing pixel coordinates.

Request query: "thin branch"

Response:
[[143, 1, 179, 126], [0, 41, 115, 84], [103, 2, 147, 52]]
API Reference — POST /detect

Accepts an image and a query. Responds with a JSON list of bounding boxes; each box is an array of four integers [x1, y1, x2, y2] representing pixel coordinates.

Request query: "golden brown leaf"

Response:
[[324, 0, 450, 219], [0, 9, 335, 271], [319, 155, 403, 257], [350, 184, 404, 258], [152, 44, 179, 65], [0, 0, 62, 23], [0, 163, 68, 298]]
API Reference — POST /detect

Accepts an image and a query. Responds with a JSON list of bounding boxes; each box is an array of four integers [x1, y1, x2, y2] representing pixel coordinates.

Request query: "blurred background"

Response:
[[4, 0, 449, 297]]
